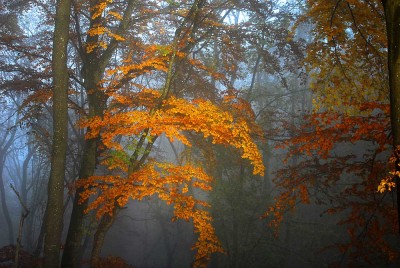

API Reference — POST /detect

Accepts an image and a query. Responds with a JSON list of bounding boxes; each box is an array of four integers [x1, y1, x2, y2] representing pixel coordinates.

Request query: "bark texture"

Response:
[[43, 0, 71, 266]]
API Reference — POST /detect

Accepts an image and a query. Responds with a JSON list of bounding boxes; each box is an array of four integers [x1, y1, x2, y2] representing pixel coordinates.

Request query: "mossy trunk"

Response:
[[43, 0, 71, 266]]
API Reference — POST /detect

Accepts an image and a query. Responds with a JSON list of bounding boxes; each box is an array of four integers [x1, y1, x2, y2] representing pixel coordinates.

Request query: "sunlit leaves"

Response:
[[77, 86, 263, 266], [85, 0, 126, 53], [80, 90, 264, 176], [378, 145, 400, 193], [69, 1, 267, 265], [91, 0, 113, 20], [378, 177, 396, 193], [86, 24, 125, 53], [77, 162, 223, 267]]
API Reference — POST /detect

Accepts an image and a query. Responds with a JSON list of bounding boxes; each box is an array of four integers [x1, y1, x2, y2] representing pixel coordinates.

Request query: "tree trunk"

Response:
[[21, 144, 36, 249], [43, 0, 71, 266], [61, 127, 102, 268], [0, 115, 19, 244], [62, 2, 137, 266], [0, 152, 14, 244], [61, 12, 107, 267], [383, 0, 400, 233], [21, 144, 35, 211], [90, 213, 117, 265]]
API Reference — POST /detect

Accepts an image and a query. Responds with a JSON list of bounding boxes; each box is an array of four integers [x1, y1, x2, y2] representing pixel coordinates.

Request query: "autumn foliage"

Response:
[[75, 88, 264, 266], [11, 0, 267, 265], [7, 0, 399, 266], [265, 0, 400, 265], [298, 0, 387, 114], [65, 1, 266, 262], [77, 84, 265, 265], [265, 102, 399, 262]]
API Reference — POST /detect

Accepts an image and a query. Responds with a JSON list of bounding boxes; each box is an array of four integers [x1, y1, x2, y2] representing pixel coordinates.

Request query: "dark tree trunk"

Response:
[[43, 0, 71, 266], [62, 2, 136, 266], [383, 0, 400, 233], [61, 116, 103, 268], [61, 9, 107, 266]]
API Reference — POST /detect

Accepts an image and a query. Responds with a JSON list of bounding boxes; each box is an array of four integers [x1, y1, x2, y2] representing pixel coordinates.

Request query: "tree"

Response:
[[267, 106, 396, 265], [43, 0, 71, 266], [0, 0, 29, 36], [0, 1, 313, 266], [62, 1, 139, 266], [266, 0, 400, 265], [76, 88, 264, 267], [60, 1, 269, 266], [382, 0, 400, 232]]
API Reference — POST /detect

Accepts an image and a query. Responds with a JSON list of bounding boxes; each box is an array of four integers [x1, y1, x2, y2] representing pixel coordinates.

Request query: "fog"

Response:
[[1, 0, 400, 267]]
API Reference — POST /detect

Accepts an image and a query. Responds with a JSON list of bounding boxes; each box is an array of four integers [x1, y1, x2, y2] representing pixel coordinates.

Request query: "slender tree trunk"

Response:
[[0, 152, 14, 244], [0, 116, 18, 245], [21, 145, 34, 210], [10, 184, 29, 268], [33, 214, 46, 257], [90, 212, 117, 265], [383, 0, 400, 233], [43, 0, 71, 266], [21, 144, 35, 249]]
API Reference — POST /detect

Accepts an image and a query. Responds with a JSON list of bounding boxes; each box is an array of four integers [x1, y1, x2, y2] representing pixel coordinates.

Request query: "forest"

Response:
[[0, 0, 399, 267]]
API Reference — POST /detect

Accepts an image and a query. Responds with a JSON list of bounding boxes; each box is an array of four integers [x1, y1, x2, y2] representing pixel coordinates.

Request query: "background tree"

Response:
[[62, 1, 139, 266], [62, 1, 267, 266], [382, 0, 400, 231], [266, 0, 400, 266], [43, 0, 71, 266], [0, 100, 19, 245]]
